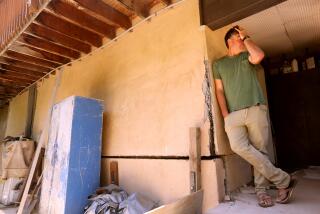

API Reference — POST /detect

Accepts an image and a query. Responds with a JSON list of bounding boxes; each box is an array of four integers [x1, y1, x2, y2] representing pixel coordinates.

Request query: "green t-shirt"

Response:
[[213, 51, 266, 112]]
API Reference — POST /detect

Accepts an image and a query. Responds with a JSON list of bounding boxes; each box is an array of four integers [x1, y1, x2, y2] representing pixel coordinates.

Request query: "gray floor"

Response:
[[206, 168, 320, 214]]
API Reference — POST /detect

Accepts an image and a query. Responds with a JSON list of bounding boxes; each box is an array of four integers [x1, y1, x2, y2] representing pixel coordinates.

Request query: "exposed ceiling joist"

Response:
[[74, 0, 132, 29], [0, 0, 178, 104], [5, 50, 61, 68], [49, 0, 116, 39]]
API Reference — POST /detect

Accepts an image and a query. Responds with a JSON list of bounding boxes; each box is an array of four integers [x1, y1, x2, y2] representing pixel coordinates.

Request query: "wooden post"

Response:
[[110, 161, 119, 185], [189, 127, 201, 193], [25, 84, 36, 138]]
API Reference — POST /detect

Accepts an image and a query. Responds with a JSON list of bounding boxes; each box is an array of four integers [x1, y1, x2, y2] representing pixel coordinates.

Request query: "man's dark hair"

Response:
[[224, 26, 239, 48]]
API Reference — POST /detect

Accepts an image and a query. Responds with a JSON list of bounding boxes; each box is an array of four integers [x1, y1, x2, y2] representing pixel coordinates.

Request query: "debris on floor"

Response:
[[206, 168, 320, 214], [84, 184, 157, 214]]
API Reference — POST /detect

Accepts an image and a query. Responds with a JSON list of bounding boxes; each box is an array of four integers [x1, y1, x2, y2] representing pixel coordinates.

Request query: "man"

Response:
[[213, 26, 296, 207]]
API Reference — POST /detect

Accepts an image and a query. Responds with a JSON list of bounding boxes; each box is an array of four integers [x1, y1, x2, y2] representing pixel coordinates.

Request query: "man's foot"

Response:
[[257, 192, 274, 208], [276, 178, 297, 204]]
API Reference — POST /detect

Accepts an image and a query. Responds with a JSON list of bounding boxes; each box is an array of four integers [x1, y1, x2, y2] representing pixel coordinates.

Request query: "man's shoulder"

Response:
[[213, 56, 228, 66]]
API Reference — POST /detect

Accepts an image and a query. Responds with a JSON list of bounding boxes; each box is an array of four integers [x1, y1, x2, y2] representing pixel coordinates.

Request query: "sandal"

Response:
[[276, 178, 298, 204], [257, 192, 274, 208]]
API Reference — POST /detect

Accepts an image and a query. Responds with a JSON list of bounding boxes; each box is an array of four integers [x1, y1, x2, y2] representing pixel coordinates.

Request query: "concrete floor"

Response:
[[206, 168, 320, 214]]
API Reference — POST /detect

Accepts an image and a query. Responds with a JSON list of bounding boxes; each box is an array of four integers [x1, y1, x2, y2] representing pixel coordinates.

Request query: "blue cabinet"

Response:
[[40, 96, 104, 214]]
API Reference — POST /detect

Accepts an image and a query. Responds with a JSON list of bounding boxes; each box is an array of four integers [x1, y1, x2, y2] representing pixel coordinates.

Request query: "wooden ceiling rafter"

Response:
[[5, 50, 61, 68], [27, 23, 92, 54], [0, 64, 45, 77], [48, 0, 117, 39], [37, 10, 103, 47], [74, 0, 132, 29], [17, 33, 81, 59], [0, 56, 52, 73], [0, 0, 177, 104]]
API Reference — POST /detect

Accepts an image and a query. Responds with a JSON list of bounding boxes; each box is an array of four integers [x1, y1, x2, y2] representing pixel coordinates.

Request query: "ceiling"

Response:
[[230, 0, 320, 56], [0, 0, 175, 106]]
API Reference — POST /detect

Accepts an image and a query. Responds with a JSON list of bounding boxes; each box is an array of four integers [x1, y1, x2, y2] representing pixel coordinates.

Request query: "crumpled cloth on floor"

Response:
[[84, 184, 157, 214]]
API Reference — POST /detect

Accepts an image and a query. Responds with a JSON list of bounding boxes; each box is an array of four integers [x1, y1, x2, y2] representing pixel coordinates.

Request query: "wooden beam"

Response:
[[0, 76, 31, 86], [25, 85, 37, 138], [201, 0, 287, 30], [0, 56, 51, 73], [0, 80, 24, 89], [0, 69, 39, 81], [37, 10, 103, 47], [18, 33, 81, 59], [117, 0, 149, 18], [27, 23, 91, 54], [49, 0, 116, 39], [9, 44, 70, 65], [0, 64, 45, 77], [0, 72, 34, 84], [189, 127, 201, 193], [5, 50, 60, 68], [74, 0, 132, 29]]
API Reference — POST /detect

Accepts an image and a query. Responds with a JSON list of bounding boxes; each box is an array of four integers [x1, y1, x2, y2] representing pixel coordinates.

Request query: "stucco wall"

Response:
[[26, 0, 223, 210], [5, 91, 28, 137]]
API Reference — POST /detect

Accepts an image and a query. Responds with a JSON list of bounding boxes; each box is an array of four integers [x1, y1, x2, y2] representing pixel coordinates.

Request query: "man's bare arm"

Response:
[[236, 28, 265, 64], [214, 79, 229, 118]]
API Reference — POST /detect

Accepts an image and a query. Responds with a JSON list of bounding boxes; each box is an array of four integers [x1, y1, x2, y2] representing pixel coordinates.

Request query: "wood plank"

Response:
[[27, 23, 91, 54], [0, 80, 24, 89], [19, 33, 81, 59], [0, 72, 34, 84], [9, 44, 70, 64], [0, 76, 31, 86], [146, 190, 203, 214], [201, 0, 287, 30], [17, 71, 63, 214], [75, 0, 132, 29], [0, 64, 45, 77], [0, 69, 39, 81], [37, 10, 103, 47], [5, 50, 61, 68], [189, 127, 201, 193], [0, 56, 51, 73], [49, 0, 116, 39], [110, 161, 119, 185]]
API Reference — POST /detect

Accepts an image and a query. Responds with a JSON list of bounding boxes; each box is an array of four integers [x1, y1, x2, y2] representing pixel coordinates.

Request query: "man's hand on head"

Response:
[[234, 26, 248, 40]]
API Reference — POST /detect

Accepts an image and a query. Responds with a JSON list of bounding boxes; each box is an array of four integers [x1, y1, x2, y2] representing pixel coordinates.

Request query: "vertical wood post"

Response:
[[110, 161, 119, 185], [189, 127, 201, 193]]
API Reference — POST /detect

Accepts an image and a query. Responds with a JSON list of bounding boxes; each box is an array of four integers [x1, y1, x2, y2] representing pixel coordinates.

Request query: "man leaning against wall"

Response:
[[212, 26, 297, 208]]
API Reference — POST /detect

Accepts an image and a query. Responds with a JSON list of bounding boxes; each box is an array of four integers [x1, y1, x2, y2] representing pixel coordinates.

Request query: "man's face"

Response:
[[228, 33, 246, 50]]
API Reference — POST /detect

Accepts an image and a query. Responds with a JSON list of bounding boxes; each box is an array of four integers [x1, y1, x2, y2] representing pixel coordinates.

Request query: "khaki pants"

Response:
[[224, 104, 290, 194]]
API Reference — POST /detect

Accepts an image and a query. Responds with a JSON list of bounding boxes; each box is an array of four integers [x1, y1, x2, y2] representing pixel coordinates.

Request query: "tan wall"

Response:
[[26, 0, 223, 211], [5, 91, 29, 137], [33, 0, 211, 157]]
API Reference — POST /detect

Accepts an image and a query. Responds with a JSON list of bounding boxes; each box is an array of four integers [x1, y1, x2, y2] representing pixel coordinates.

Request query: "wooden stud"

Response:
[[110, 161, 119, 185], [37, 10, 103, 47], [25, 45, 71, 64], [74, 0, 132, 29], [189, 127, 201, 193], [18, 33, 81, 59], [49, 0, 116, 39]]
